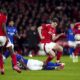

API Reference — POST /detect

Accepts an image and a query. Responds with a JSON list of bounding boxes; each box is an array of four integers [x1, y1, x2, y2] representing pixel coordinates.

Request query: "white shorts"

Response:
[[68, 41, 76, 47], [27, 59, 43, 70], [75, 41, 80, 46], [0, 36, 14, 48], [39, 42, 56, 53], [0, 36, 6, 46], [6, 39, 14, 48]]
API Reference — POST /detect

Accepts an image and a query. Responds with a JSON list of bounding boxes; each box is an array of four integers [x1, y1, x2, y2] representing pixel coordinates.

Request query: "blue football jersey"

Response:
[[16, 54, 28, 64], [7, 26, 17, 43], [67, 28, 75, 41]]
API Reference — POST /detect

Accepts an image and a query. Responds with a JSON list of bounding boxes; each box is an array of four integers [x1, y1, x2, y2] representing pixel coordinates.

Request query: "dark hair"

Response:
[[51, 18, 59, 23]]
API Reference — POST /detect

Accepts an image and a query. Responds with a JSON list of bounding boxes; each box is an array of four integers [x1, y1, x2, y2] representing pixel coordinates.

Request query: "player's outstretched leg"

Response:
[[11, 54, 21, 73], [7, 44, 21, 73]]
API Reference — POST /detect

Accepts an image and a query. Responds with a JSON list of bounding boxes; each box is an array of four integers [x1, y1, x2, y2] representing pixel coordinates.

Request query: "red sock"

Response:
[[56, 51, 62, 61], [74, 47, 79, 56], [0, 54, 4, 69], [11, 54, 17, 66], [45, 55, 54, 63]]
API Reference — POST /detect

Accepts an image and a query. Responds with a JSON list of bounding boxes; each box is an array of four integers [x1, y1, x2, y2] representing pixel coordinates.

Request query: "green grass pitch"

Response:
[[0, 56, 80, 80]]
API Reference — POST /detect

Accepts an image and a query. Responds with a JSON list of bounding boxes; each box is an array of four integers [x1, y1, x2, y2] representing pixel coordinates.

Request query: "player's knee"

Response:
[[49, 54, 54, 59], [49, 50, 55, 57], [51, 53, 55, 57], [58, 46, 63, 52]]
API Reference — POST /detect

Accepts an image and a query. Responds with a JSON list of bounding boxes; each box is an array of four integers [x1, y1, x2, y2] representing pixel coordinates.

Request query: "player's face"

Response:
[[9, 21, 14, 26], [51, 22, 58, 28]]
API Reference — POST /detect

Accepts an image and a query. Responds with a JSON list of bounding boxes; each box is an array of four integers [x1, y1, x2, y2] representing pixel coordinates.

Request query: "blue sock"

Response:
[[44, 62, 60, 70], [47, 62, 60, 66], [69, 47, 74, 56]]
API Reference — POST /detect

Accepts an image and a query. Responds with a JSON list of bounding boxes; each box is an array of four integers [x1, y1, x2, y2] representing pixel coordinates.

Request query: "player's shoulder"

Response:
[[0, 13, 3, 18], [45, 24, 51, 26], [0, 12, 7, 21], [74, 22, 80, 27], [13, 26, 17, 31], [42, 24, 51, 27]]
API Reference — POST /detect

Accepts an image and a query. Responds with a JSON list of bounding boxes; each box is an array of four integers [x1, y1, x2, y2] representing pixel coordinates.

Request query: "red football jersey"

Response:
[[0, 13, 7, 36], [40, 24, 56, 43], [74, 22, 80, 34]]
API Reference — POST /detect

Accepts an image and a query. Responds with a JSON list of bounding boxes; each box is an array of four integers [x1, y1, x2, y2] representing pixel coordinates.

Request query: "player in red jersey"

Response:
[[38, 18, 64, 64], [72, 22, 80, 62], [0, 9, 21, 74]]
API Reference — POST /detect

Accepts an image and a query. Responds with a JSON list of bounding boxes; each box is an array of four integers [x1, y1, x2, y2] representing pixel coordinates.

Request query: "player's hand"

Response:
[[59, 33, 65, 36]]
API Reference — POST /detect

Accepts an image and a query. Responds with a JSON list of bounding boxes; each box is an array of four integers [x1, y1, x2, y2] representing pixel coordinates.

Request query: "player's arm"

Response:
[[2, 23, 8, 37], [13, 28, 21, 39], [37, 26, 44, 39], [2, 14, 8, 39], [15, 32, 21, 39], [52, 33, 64, 41], [2, 24, 9, 47]]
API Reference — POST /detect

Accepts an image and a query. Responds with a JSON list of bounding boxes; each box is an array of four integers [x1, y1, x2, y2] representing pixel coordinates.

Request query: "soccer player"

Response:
[[38, 18, 64, 64], [11, 54, 65, 70], [0, 9, 21, 75], [67, 23, 75, 58], [7, 21, 18, 44], [72, 22, 80, 62], [3, 20, 19, 59]]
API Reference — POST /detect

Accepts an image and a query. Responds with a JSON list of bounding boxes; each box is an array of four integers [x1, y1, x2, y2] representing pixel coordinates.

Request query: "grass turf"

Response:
[[0, 56, 80, 80]]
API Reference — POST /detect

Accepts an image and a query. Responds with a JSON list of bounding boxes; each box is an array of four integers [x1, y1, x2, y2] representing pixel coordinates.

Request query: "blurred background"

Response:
[[0, 0, 80, 56]]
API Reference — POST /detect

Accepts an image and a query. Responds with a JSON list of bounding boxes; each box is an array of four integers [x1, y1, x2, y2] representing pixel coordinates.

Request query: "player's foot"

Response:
[[72, 56, 78, 63], [0, 69, 5, 75], [59, 63, 65, 70], [75, 56, 78, 62], [56, 60, 61, 63], [13, 65, 21, 73], [70, 55, 72, 58]]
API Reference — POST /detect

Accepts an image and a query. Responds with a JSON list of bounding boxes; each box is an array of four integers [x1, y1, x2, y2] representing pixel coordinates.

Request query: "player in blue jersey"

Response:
[[11, 54, 65, 70], [6, 21, 18, 44], [67, 23, 75, 58], [3, 52, 64, 70], [3, 21, 19, 59], [3, 48, 64, 70]]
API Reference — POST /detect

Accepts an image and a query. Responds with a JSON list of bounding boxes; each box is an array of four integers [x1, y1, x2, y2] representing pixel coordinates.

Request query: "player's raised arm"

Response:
[[37, 26, 44, 39], [52, 33, 65, 41]]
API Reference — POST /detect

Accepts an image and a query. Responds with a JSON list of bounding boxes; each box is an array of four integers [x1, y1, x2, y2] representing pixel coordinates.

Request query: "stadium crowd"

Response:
[[0, 0, 80, 56]]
